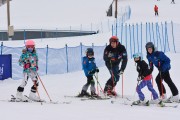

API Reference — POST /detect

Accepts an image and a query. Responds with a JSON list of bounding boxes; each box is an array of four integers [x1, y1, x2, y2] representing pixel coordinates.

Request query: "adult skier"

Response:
[[103, 36, 127, 96], [146, 42, 179, 102]]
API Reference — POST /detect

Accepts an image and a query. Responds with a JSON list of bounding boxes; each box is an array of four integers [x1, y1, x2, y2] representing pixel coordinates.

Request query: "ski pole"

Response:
[[94, 74, 106, 96], [122, 73, 124, 98], [159, 61, 164, 98], [132, 80, 140, 101], [34, 81, 43, 105], [36, 73, 52, 102], [110, 60, 116, 94], [151, 75, 154, 100], [95, 73, 99, 95]]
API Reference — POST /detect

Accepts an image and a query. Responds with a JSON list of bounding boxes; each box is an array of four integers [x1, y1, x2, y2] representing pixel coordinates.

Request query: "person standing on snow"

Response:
[[78, 48, 99, 97], [154, 5, 159, 16], [171, 0, 175, 4], [132, 53, 160, 105], [103, 36, 127, 96], [146, 42, 179, 102], [16, 40, 40, 102]]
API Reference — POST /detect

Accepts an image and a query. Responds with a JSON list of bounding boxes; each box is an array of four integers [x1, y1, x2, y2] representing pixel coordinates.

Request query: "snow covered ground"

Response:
[[1, 0, 180, 120]]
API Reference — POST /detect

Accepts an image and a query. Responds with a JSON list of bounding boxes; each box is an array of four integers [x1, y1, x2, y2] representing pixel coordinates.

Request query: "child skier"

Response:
[[78, 48, 99, 97], [16, 40, 40, 102], [132, 53, 161, 105]]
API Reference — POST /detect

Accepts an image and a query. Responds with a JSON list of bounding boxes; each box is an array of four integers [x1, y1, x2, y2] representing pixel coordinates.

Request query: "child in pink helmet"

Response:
[[16, 40, 41, 102]]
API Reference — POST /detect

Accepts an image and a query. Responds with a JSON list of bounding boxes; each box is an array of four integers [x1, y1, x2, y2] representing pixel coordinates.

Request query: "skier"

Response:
[[154, 5, 158, 16], [16, 40, 40, 102], [146, 42, 179, 102], [171, 0, 175, 4], [77, 48, 99, 97], [103, 36, 127, 96], [132, 53, 160, 105]]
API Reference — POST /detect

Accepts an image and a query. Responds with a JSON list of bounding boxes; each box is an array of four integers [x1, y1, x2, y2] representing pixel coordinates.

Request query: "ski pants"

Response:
[[104, 65, 119, 92], [156, 71, 179, 96], [155, 11, 158, 16], [137, 80, 158, 101], [17, 71, 39, 93], [82, 76, 95, 93]]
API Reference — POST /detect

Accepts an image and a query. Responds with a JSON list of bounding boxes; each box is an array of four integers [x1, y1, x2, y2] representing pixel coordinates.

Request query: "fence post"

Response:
[[132, 24, 135, 54], [80, 43, 83, 69], [141, 22, 142, 54], [46, 45, 49, 75], [1, 42, 3, 55], [129, 24, 132, 58], [23, 29, 26, 44], [65, 44, 69, 73], [121, 23, 123, 44], [146, 22, 148, 43], [165, 21, 170, 51], [157, 23, 162, 51], [149, 22, 152, 42], [155, 23, 159, 50], [152, 22, 155, 45], [125, 23, 127, 49], [136, 23, 139, 53], [161, 22, 165, 52], [171, 21, 176, 53]]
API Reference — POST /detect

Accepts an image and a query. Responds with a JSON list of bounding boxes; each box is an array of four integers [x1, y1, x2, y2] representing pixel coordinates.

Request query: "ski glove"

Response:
[[118, 69, 124, 75], [158, 67, 162, 72], [137, 77, 142, 81], [24, 63, 31, 69], [88, 70, 96, 75], [96, 68, 99, 73]]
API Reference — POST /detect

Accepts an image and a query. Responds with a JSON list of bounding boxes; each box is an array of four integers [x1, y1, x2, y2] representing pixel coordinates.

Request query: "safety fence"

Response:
[[112, 21, 180, 58]]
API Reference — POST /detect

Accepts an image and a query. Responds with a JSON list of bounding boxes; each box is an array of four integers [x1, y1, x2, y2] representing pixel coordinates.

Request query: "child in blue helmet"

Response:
[[78, 48, 99, 97], [132, 53, 161, 106]]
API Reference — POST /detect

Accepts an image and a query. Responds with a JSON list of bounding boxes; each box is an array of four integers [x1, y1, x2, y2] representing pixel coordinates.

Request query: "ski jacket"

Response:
[[103, 43, 127, 71], [19, 48, 38, 73], [146, 51, 171, 72], [136, 60, 152, 81], [154, 5, 158, 12], [82, 56, 97, 77]]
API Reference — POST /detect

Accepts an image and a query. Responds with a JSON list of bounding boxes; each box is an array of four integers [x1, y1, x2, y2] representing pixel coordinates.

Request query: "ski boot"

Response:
[[77, 90, 91, 97], [16, 91, 29, 102], [91, 91, 99, 98], [132, 99, 149, 106], [29, 91, 42, 102]]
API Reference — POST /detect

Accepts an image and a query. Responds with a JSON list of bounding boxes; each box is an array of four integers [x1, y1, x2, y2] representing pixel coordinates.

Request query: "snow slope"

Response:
[[1, 0, 180, 120]]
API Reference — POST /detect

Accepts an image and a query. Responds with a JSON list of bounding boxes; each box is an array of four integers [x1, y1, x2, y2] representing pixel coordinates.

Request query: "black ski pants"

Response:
[[156, 71, 178, 96]]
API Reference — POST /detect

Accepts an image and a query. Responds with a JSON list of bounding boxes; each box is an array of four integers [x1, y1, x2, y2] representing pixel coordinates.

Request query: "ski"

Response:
[[111, 100, 178, 108], [81, 96, 111, 101]]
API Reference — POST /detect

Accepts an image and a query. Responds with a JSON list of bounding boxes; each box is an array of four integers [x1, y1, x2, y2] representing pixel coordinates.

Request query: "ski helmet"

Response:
[[145, 42, 154, 51], [86, 48, 94, 56], [25, 40, 35, 48], [133, 53, 141, 59], [109, 36, 119, 43]]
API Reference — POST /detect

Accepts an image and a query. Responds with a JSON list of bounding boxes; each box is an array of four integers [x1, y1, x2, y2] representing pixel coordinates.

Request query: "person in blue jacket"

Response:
[[78, 48, 99, 97], [146, 42, 179, 102]]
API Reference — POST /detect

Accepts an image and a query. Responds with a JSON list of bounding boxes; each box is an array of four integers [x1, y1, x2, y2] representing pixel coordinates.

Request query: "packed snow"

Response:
[[0, 0, 180, 120]]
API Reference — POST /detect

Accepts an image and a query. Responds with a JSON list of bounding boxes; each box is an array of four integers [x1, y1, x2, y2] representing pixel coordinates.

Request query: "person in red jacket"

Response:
[[154, 5, 158, 16]]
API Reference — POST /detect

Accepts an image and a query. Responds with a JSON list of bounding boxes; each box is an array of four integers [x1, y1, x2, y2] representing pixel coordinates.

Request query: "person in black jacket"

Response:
[[132, 53, 160, 105], [103, 36, 127, 96]]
